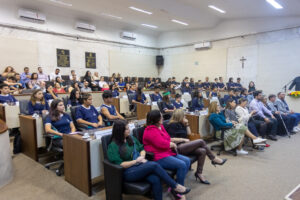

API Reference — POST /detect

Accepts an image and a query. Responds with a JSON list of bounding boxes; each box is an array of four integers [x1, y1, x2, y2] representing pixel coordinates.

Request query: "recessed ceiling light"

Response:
[[171, 19, 188, 26], [49, 0, 72, 7], [208, 5, 226, 14], [266, 0, 283, 9], [129, 6, 152, 15], [141, 24, 157, 29], [101, 13, 122, 20]]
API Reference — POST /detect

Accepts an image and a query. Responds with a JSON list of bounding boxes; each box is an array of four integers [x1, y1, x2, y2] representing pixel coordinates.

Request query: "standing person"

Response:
[[44, 99, 76, 148], [28, 89, 49, 115], [249, 91, 278, 141], [75, 93, 103, 129], [275, 92, 300, 132], [50, 68, 62, 81], [20, 67, 31, 86], [166, 109, 227, 184], [143, 110, 191, 199], [37, 67, 49, 82], [107, 120, 190, 200]]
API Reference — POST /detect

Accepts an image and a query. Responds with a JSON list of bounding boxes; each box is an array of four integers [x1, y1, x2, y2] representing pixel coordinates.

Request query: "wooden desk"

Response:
[[0, 105, 20, 129], [64, 127, 112, 196], [186, 114, 199, 135], [19, 115, 45, 161], [112, 98, 120, 113], [137, 104, 151, 120]]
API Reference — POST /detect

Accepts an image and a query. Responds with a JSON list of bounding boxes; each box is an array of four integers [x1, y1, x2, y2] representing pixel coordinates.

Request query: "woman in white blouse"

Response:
[[235, 98, 268, 140], [98, 76, 107, 89]]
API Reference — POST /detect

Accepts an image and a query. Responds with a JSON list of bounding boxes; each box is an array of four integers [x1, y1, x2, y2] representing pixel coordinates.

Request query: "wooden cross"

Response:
[[240, 56, 247, 69]]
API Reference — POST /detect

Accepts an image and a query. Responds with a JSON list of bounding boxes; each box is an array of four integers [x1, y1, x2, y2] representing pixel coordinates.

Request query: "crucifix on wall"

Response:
[[240, 56, 247, 69]]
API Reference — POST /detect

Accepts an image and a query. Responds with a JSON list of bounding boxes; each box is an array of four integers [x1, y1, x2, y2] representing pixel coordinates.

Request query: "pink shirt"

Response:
[[143, 125, 176, 161]]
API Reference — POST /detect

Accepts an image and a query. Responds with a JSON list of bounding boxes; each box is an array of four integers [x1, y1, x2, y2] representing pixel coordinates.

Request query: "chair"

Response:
[[42, 115, 64, 176], [70, 106, 88, 131], [61, 75, 70, 81], [138, 77, 144, 82], [19, 100, 30, 115], [21, 89, 35, 94], [127, 93, 136, 112], [101, 135, 152, 200], [104, 76, 109, 82], [157, 101, 171, 120], [62, 97, 69, 110], [45, 81, 54, 87]]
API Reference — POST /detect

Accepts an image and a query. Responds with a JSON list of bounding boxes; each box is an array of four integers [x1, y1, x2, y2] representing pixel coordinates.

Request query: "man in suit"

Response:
[[267, 95, 296, 134], [275, 92, 300, 132], [289, 76, 300, 91]]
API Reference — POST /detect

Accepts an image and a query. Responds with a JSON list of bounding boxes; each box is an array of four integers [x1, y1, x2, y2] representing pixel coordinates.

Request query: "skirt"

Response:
[[216, 124, 247, 151]]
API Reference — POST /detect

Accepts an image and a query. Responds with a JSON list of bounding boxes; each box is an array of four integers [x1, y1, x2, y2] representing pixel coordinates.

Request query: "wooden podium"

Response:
[[137, 104, 151, 120]]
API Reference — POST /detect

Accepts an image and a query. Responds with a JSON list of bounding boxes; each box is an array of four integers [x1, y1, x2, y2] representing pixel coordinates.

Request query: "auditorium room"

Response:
[[1, 0, 300, 200]]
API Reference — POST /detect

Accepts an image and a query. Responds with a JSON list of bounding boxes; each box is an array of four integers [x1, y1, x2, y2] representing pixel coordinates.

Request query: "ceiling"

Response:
[[21, 0, 300, 32]]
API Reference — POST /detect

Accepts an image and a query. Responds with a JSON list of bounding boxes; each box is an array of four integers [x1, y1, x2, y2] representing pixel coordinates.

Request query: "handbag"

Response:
[[145, 151, 154, 161]]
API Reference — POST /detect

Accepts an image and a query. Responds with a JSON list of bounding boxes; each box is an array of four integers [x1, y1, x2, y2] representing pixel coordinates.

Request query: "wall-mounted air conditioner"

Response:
[[18, 9, 46, 23], [120, 32, 137, 40], [75, 22, 96, 32], [194, 42, 212, 50]]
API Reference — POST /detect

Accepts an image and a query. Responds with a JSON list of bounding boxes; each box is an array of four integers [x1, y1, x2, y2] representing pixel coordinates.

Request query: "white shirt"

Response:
[[50, 73, 62, 81], [235, 105, 252, 125], [98, 81, 107, 88]]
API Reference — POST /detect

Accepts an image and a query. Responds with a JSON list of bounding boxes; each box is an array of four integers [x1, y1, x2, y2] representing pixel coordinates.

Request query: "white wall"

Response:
[[160, 28, 300, 94]]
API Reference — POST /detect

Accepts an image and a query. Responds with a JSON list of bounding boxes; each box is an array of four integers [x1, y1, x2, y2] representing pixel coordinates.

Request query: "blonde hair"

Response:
[[169, 109, 185, 124], [208, 102, 218, 116]]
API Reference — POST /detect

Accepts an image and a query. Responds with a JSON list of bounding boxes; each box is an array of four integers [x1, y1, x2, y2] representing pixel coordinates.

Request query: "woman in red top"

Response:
[[143, 110, 190, 198], [53, 82, 66, 94]]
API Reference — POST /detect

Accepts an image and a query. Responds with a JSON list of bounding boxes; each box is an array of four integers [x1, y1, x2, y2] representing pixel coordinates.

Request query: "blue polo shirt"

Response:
[[28, 101, 49, 115], [112, 90, 119, 97], [191, 97, 204, 111], [162, 102, 175, 111], [217, 82, 225, 89], [151, 93, 162, 102], [45, 113, 72, 134], [0, 94, 17, 104], [172, 100, 183, 109], [134, 93, 146, 104], [101, 104, 117, 116], [75, 105, 99, 123], [44, 92, 58, 101]]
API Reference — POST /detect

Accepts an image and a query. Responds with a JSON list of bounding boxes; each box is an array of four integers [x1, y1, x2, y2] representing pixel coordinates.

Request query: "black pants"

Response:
[[253, 116, 277, 137], [248, 118, 267, 137], [53, 138, 63, 149]]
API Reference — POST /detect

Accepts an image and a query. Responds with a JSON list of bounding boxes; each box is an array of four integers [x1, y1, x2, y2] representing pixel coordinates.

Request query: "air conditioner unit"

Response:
[[120, 32, 137, 40], [194, 42, 212, 50], [75, 22, 96, 32], [18, 9, 46, 23]]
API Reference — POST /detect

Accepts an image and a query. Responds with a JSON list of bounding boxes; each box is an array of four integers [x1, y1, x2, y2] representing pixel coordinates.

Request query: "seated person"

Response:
[[53, 82, 66, 94], [151, 86, 163, 102], [28, 89, 49, 115], [208, 86, 219, 99], [196, 80, 203, 90], [240, 88, 253, 104], [189, 78, 195, 89], [68, 82, 80, 93], [211, 78, 219, 89], [132, 87, 148, 104], [209, 101, 266, 155], [107, 120, 190, 200], [101, 83, 110, 91], [233, 89, 241, 103], [266, 95, 296, 134], [7, 77, 23, 94], [236, 98, 268, 140], [92, 72, 100, 81], [98, 76, 107, 89], [275, 92, 300, 132], [146, 77, 155, 89], [217, 77, 226, 91], [0, 84, 18, 104], [249, 91, 278, 141], [55, 77, 66, 88], [235, 78, 243, 91], [110, 84, 119, 98], [172, 94, 183, 109], [154, 78, 161, 88], [248, 81, 256, 94], [44, 85, 58, 101], [222, 89, 235, 106], [28, 73, 42, 89], [226, 77, 235, 90], [166, 109, 227, 184], [118, 77, 126, 89], [81, 80, 92, 93], [44, 99, 76, 148], [100, 91, 124, 120], [76, 93, 103, 129], [161, 91, 175, 114], [181, 83, 192, 94], [202, 77, 210, 90], [127, 84, 136, 94], [191, 90, 204, 111], [143, 110, 191, 199], [68, 89, 81, 107]]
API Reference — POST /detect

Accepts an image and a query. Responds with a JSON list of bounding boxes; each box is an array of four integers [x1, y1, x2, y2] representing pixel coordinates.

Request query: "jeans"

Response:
[[248, 119, 267, 137], [123, 161, 177, 200], [177, 139, 215, 174], [156, 154, 190, 186], [290, 113, 300, 127]]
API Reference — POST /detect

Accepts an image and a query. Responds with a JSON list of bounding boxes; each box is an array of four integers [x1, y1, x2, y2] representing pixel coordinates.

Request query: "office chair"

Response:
[[19, 100, 30, 115], [157, 101, 171, 120], [101, 135, 152, 200], [127, 93, 137, 112], [70, 106, 88, 131]]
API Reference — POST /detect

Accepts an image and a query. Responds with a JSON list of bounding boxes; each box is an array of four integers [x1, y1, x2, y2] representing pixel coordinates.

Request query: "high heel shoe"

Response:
[[194, 173, 210, 185], [171, 187, 191, 195], [211, 158, 227, 167]]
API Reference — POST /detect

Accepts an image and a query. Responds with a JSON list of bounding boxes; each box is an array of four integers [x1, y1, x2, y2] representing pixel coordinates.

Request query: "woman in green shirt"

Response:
[[107, 120, 191, 200]]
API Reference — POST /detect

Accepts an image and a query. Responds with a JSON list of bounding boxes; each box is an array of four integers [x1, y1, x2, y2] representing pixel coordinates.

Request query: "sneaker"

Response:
[[253, 138, 267, 144], [293, 127, 299, 132], [265, 144, 270, 147], [296, 127, 300, 131], [236, 149, 248, 155]]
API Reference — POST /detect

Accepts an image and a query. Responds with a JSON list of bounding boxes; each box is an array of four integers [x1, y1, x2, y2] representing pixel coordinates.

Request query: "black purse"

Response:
[[145, 151, 154, 161]]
